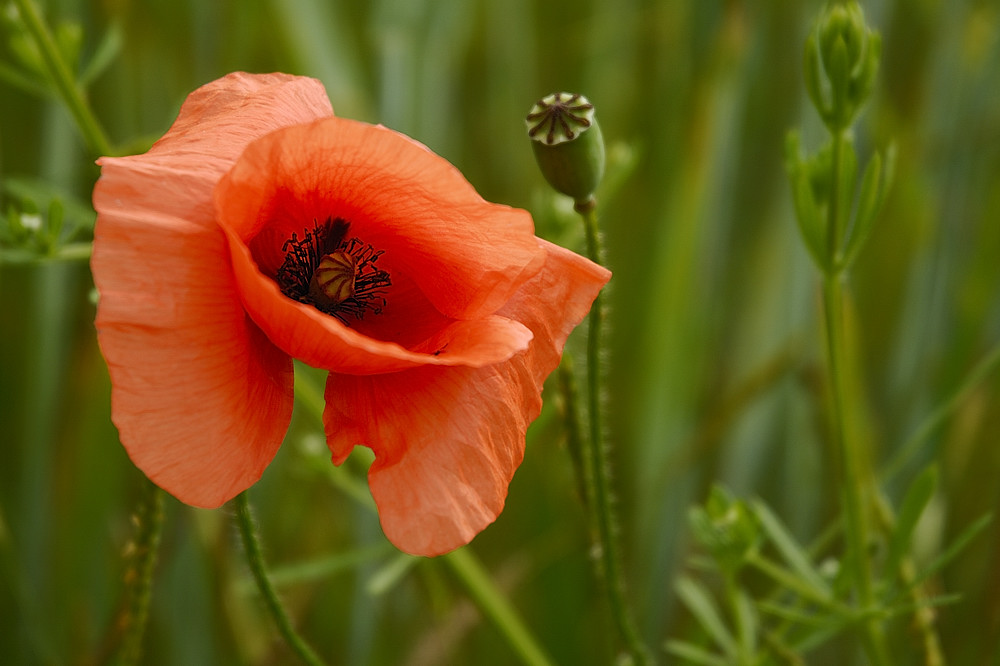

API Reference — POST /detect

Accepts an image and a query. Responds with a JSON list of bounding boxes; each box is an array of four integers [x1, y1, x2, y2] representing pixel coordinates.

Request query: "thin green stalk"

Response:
[[443, 548, 554, 666], [235, 492, 327, 666], [575, 196, 651, 665], [883, 339, 1000, 484], [117, 482, 165, 666], [822, 133, 889, 665], [724, 576, 752, 665], [557, 358, 588, 506], [12, 0, 114, 157]]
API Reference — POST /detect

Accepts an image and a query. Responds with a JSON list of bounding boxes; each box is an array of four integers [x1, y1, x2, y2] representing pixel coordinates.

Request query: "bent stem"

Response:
[[11, 0, 114, 157], [235, 491, 327, 666], [118, 482, 165, 666], [575, 197, 651, 665], [822, 133, 888, 665]]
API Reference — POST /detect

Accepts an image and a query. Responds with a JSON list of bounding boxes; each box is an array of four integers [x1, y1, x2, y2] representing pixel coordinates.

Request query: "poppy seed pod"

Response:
[[526, 92, 605, 202]]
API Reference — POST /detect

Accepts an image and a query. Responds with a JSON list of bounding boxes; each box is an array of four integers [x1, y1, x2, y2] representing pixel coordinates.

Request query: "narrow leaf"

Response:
[[367, 551, 418, 596], [843, 144, 894, 268], [80, 22, 122, 85], [841, 151, 879, 268], [785, 132, 828, 272], [663, 640, 729, 666], [753, 500, 832, 599], [675, 576, 737, 658], [912, 513, 992, 590], [732, 586, 758, 657], [884, 464, 938, 580]]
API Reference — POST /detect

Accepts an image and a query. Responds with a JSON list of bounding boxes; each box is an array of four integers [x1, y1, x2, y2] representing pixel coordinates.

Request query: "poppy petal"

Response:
[[93, 166, 294, 507], [214, 117, 546, 323], [91, 72, 332, 506], [148, 71, 334, 165], [322, 240, 611, 555]]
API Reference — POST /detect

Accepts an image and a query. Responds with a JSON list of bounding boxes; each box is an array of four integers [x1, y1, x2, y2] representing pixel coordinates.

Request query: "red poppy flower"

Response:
[[92, 72, 610, 556]]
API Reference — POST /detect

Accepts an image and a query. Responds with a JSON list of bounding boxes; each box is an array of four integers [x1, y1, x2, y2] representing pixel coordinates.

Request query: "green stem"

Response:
[[118, 482, 165, 666], [12, 0, 114, 157], [724, 576, 751, 665], [443, 548, 554, 666], [557, 358, 588, 506], [235, 492, 327, 666], [823, 133, 889, 665], [575, 196, 651, 665]]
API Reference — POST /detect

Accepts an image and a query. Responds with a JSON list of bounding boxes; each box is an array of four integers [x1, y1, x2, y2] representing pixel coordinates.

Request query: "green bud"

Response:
[[688, 485, 761, 576], [526, 92, 605, 202], [804, 1, 880, 132]]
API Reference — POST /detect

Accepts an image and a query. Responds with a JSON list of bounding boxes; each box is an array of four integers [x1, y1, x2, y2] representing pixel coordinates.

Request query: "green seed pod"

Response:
[[526, 92, 606, 202]]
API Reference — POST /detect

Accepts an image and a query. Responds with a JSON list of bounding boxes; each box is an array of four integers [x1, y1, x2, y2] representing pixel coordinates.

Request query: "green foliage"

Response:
[[3, 0, 1000, 664]]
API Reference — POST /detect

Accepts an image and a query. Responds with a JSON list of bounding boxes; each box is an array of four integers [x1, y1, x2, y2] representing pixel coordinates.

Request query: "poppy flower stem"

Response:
[[574, 196, 652, 665], [117, 481, 164, 666], [11, 0, 114, 158], [234, 491, 328, 666]]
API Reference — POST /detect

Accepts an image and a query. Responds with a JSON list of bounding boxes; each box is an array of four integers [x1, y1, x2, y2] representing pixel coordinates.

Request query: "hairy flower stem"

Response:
[[12, 0, 114, 157], [823, 133, 889, 666], [575, 196, 651, 665], [235, 492, 327, 666], [118, 482, 164, 666]]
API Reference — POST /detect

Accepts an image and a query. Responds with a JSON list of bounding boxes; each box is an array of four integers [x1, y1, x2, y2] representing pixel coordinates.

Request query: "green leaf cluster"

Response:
[[669, 476, 990, 665]]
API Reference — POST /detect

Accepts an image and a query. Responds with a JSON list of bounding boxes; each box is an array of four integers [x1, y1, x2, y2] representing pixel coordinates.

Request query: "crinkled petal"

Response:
[[91, 72, 332, 506], [146, 71, 333, 166], [214, 117, 545, 322], [322, 241, 610, 555]]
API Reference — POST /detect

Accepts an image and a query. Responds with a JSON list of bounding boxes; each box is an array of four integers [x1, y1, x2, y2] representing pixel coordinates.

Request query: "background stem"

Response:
[[12, 0, 114, 157], [823, 131, 889, 665], [117, 482, 164, 666]]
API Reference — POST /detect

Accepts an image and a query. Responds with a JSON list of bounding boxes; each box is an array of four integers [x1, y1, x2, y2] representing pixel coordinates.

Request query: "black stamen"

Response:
[[275, 217, 391, 325]]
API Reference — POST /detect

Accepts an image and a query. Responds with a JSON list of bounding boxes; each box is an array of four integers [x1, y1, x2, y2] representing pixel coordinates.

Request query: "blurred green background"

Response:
[[2, 0, 1000, 663]]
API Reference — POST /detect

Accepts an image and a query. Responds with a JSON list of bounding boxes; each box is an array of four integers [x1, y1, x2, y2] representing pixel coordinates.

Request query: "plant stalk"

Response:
[[118, 482, 165, 666], [575, 196, 651, 665], [823, 133, 889, 665], [235, 492, 327, 666], [12, 0, 114, 157]]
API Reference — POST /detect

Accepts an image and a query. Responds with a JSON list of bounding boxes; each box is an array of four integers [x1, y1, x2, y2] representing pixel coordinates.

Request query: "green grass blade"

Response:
[[675, 576, 737, 659], [752, 500, 832, 599], [664, 640, 729, 666], [884, 464, 937, 581]]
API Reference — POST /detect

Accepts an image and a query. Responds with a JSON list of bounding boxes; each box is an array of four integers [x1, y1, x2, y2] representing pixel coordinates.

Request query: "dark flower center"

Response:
[[275, 217, 391, 324]]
